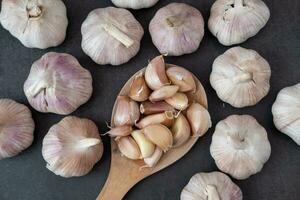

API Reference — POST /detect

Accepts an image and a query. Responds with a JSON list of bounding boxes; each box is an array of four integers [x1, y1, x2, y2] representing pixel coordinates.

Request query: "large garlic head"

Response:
[[24, 52, 93, 115], [208, 0, 270, 46], [42, 116, 103, 178], [0, 0, 68, 49], [111, 0, 159, 9], [210, 47, 271, 108], [149, 3, 204, 56], [81, 7, 144, 65], [0, 99, 34, 160], [272, 83, 300, 145], [181, 171, 242, 200], [210, 115, 271, 180]]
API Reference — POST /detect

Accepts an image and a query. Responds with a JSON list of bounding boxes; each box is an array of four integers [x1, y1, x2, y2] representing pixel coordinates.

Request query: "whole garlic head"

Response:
[[272, 83, 300, 145], [149, 3, 204, 56], [210, 46, 271, 108], [111, 0, 159, 9], [42, 116, 103, 177], [0, 0, 68, 49], [24, 52, 93, 115], [0, 99, 35, 160], [208, 0, 270, 46], [81, 7, 144, 65], [181, 172, 242, 200], [210, 115, 271, 180]]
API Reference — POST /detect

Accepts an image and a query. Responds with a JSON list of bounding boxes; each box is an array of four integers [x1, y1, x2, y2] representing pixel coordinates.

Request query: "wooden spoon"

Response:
[[97, 64, 208, 200]]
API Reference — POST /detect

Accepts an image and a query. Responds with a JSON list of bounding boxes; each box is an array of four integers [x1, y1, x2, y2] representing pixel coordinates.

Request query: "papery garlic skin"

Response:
[[24, 52, 93, 115], [210, 115, 271, 180], [111, 0, 159, 9], [210, 47, 271, 108], [208, 0, 270, 46], [149, 3, 204, 56], [0, 0, 68, 49], [0, 99, 35, 160], [81, 7, 144, 65], [272, 83, 300, 145]]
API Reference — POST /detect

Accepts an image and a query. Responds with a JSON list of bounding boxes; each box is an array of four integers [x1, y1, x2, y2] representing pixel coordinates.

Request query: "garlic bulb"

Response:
[[272, 83, 300, 145], [111, 0, 159, 9], [210, 47, 271, 108], [181, 171, 242, 200], [149, 3, 204, 56], [210, 115, 271, 180], [81, 7, 144, 65], [0, 0, 68, 49], [113, 96, 140, 126], [42, 116, 103, 177], [24, 52, 93, 115], [0, 99, 35, 160], [208, 0, 270, 46]]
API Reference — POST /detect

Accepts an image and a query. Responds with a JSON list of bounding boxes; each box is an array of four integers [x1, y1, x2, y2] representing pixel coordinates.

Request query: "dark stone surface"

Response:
[[0, 0, 299, 200]]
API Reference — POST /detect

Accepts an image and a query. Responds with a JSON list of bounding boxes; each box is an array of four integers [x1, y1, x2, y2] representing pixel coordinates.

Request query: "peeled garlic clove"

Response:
[[111, 0, 159, 9], [0, 0, 68, 49], [81, 7, 144, 65], [143, 147, 163, 167], [140, 101, 175, 115], [165, 92, 189, 110], [187, 103, 211, 137], [210, 47, 271, 108], [171, 114, 191, 147], [24, 52, 93, 115], [208, 0, 270, 46], [116, 136, 141, 160], [272, 83, 300, 145], [131, 130, 155, 158], [144, 124, 173, 152], [42, 116, 103, 177], [129, 72, 150, 102], [145, 55, 170, 90], [149, 85, 179, 102], [113, 96, 140, 126], [181, 171, 242, 200], [210, 115, 271, 180], [149, 3, 204, 56], [107, 125, 132, 137], [0, 99, 35, 160], [136, 111, 175, 129], [166, 66, 196, 92]]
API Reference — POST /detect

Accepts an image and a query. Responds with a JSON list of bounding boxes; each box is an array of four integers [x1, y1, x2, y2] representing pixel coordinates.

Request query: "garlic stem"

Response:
[[206, 185, 220, 200], [232, 72, 253, 83], [26, 79, 49, 98], [235, 0, 244, 8], [76, 138, 101, 149], [102, 24, 134, 48], [27, 0, 43, 18]]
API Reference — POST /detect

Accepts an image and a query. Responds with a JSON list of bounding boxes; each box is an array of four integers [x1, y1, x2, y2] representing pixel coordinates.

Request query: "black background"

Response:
[[0, 0, 299, 200]]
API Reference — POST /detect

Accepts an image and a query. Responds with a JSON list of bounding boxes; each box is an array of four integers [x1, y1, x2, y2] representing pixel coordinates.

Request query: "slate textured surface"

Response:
[[0, 0, 299, 200]]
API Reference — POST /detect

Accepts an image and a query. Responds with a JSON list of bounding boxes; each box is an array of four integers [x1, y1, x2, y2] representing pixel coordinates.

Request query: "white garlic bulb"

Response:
[[272, 83, 300, 145], [42, 116, 103, 178], [0, 0, 68, 49], [24, 52, 93, 115], [149, 3, 204, 56], [111, 0, 159, 9], [181, 171, 242, 200], [210, 46, 271, 108], [0, 99, 35, 160], [210, 115, 271, 180], [81, 7, 144, 65], [208, 0, 270, 46]]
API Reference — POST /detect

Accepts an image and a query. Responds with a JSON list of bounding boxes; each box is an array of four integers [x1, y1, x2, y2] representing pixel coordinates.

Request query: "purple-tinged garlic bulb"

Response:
[[149, 3, 204, 56], [42, 116, 103, 178], [81, 7, 144, 65], [111, 0, 159, 9], [24, 52, 93, 115], [0, 99, 35, 160]]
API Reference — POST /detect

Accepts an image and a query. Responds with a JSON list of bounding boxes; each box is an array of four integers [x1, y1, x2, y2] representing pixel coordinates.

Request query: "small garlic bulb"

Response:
[[0, 99, 35, 160], [42, 116, 103, 178], [81, 7, 144, 65], [210, 47, 271, 108], [0, 0, 68, 49], [181, 171, 242, 200], [149, 3, 204, 56], [210, 115, 271, 180], [208, 0, 270, 46], [111, 0, 159, 9], [272, 83, 300, 145], [24, 52, 93, 115]]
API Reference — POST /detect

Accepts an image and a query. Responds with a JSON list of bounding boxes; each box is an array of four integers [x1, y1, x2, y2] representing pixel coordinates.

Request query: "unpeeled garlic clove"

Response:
[[106, 125, 132, 137], [116, 136, 141, 160], [131, 130, 155, 158], [129, 72, 150, 102], [171, 113, 191, 147], [113, 96, 140, 126], [140, 101, 175, 115], [111, 0, 159, 9], [166, 66, 196, 92], [136, 111, 175, 129], [149, 85, 179, 102], [143, 147, 163, 167], [165, 92, 189, 110], [144, 124, 173, 152]]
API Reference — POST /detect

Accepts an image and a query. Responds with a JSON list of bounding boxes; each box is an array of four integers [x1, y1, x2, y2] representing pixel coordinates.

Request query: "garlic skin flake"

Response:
[[210, 47, 271, 108], [42, 116, 103, 178], [181, 172, 242, 200], [81, 7, 144, 65], [149, 3, 205, 56], [0, 0, 68, 49], [272, 83, 300, 145], [24, 52, 93, 115], [0, 99, 35, 160], [111, 0, 159, 9], [208, 0, 270, 46], [210, 115, 271, 180]]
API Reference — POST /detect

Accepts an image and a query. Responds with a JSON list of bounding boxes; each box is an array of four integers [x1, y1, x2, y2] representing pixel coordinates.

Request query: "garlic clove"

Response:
[[149, 85, 179, 102], [107, 125, 132, 137], [171, 113, 191, 147], [111, 0, 159, 9], [129, 72, 150, 102], [116, 136, 141, 160], [166, 66, 196, 92], [42, 116, 103, 177], [131, 130, 155, 158], [140, 101, 175, 115], [165, 92, 189, 110], [187, 103, 211, 137], [136, 111, 175, 129], [144, 124, 173, 152], [113, 96, 140, 126], [143, 147, 163, 168]]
